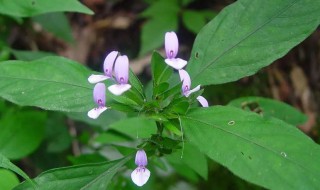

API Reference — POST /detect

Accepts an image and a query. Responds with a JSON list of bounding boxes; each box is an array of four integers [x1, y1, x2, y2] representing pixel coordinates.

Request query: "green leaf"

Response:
[[0, 110, 46, 159], [182, 10, 207, 34], [11, 49, 55, 61], [187, 0, 320, 86], [14, 156, 132, 190], [0, 56, 93, 112], [45, 113, 72, 153], [228, 96, 307, 126], [68, 154, 107, 165], [0, 169, 20, 190], [151, 51, 172, 86], [140, 0, 179, 18], [181, 106, 320, 189], [32, 12, 73, 43], [0, 154, 32, 184], [166, 143, 208, 179], [129, 69, 145, 100], [140, 17, 178, 56], [0, 0, 93, 17], [109, 117, 157, 139]]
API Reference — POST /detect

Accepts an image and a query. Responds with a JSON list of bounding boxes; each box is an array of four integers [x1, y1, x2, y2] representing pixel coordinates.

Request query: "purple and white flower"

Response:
[[131, 149, 150, 187], [108, 55, 132, 95], [164, 32, 187, 70], [179, 69, 208, 107], [88, 51, 118, 83], [87, 83, 108, 119]]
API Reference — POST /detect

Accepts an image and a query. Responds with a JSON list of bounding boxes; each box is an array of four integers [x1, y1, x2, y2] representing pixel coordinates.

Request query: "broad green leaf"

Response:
[[0, 110, 46, 159], [182, 10, 207, 34], [108, 117, 157, 139], [0, 56, 93, 112], [151, 51, 172, 86], [228, 96, 307, 126], [68, 154, 107, 165], [166, 143, 208, 179], [187, 0, 320, 86], [0, 154, 32, 184], [0, 0, 93, 17], [14, 156, 132, 190], [11, 49, 55, 61], [0, 169, 20, 190], [181, 106, 320, 189], [33, 12, 73, 43]]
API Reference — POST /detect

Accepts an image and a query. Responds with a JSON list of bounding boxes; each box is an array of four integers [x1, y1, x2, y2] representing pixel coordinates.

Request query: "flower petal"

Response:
[[88, 74, 110, 84], [178, 69, 189, 82], [93, 83, 106, 106], [114, 55, 129, 84], [165, 58, 187, 70], [87, 107, 107, 119], [135, 150, 148, 166], [131, 167, 150, 187], [185, 85, 201, 97], [197, 96, 209, 107], [108, 84, 131, 96], [178, 69, 191, 95], [103, 51, 118, 77], [165, 32, 178, 59]]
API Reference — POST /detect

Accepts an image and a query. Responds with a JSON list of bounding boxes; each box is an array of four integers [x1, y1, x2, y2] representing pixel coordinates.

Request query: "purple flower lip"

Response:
[[178, 69, 209, 107], [87, 83, 108, 119], [88, 51, 119, 84], [164, 31, 187, 70], [108, 55, 131, 95]]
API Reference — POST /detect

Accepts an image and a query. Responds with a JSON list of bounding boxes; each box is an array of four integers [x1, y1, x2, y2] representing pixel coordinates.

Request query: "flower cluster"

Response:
[[164, 31, 208, 107], [87, 51, 132, 119]]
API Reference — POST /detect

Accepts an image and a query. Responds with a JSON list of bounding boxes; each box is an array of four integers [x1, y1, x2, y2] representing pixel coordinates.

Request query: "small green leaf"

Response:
[[129, 69, 145, 100], [182, 10, 207, 34], [32, 12, 74, 43], [0, 169, 20, 190], [228, 96, 307, 126], [140, 16, 178, 56], [0, 110, 46, 159], [164, 121, 182, 136], [0, 0, 93, 17], [187, 0, 320, 86], [153, 82, 169, 97], [14, 156, 132, 190], [140, 0, 179, 18], [181, 106, 320, 189], [151, 51, 172, 86]]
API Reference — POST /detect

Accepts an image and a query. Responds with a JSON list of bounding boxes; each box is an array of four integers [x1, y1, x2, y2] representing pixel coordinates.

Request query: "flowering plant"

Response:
[[0, 0, 319, 189]]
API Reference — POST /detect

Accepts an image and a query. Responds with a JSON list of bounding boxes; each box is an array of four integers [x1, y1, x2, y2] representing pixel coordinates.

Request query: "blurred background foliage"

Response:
[[0, 0, 319, 189]]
